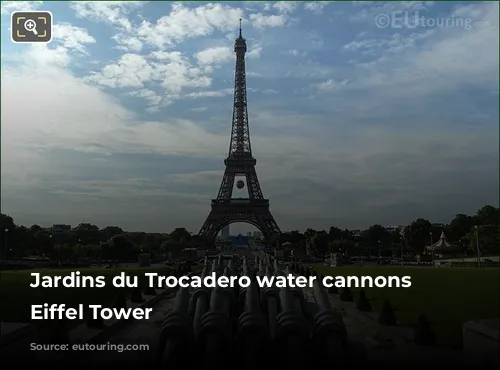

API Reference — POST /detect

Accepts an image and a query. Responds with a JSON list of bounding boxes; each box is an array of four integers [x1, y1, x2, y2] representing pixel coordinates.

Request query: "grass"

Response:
[[0, 266, 171, 323], [314, 266, 499, 348]]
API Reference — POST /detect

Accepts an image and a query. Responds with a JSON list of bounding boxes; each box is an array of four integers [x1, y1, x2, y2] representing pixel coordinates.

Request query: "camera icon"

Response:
[[11, 11, 53, 44]]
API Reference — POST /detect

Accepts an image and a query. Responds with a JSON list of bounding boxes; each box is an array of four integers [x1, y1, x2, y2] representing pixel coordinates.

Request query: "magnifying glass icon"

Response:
[[24, 19, 38, 35]]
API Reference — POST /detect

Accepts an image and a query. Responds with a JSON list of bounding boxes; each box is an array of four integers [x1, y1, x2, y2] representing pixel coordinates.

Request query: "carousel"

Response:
[[425, 231, 461, 264]]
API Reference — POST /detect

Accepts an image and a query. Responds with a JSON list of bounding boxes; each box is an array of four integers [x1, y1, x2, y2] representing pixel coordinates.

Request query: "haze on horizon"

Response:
[[1, 1, 498, 234]]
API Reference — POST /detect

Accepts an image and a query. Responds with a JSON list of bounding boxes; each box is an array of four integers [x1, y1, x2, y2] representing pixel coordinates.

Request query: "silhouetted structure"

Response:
[[199, 21, 281, 242], [426, 231, 460, 253]]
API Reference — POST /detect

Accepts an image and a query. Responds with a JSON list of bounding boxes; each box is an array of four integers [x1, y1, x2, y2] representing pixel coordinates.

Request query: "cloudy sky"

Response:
[[1, 1, 498, 234]]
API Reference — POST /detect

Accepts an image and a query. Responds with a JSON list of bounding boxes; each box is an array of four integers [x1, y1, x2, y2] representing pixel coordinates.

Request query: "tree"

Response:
[[169, 228, 191, 243], [474, 205, 499, 226], [160, 240, 183, 258], [404, 218, 432, 253], [0, 213, 15, 233], [58, 244, 74, 263], [360, 225, 390, 255], [313, 230, 329, 255], [267, 233, 281, 247], [126, 232, 147, 247], [329, 240, 343, 253], [463, 224, 499, 256], [329, 239, 355, 255], [11, 226, 32, 257], [288, 230, 304, 244], [29, 224, 43, 234], [34, 230, 55, 256], [295, 239, 306, 254], [101, 235, 135, 262], [447, 214, 474, 241], [73, 223, 100, 245], [101, 226, 124, 240], [328, 226, 347, 241], [189, 235, 204, 249]]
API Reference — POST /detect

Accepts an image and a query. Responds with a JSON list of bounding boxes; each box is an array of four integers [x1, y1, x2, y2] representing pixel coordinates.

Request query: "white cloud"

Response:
[[4, 23, 95, 70], [68, 1, 284, 54], [185, 89, 233, 98], [136, 3, 243, 49], [247, 71, 262, 77], [315, 78, 349, 90], [3, 63, 217, 159], [330, 2, 498, 99], [70, 1, 145, 31], [128, 89, 162, 108], [69, 2, 149, 52], [112, 33, 143, 52], [304, 2, 329, 15], [350, 1, 435, 23], [1, 1, 43, 14], [288, 49, 307, 57], [247, 43, 263, 59], [86, 51, 212, 102], [249, 13, 288, 28], [86, 53, 154, 88], [15, 44, 70, 68], [53, 23, 96, 54], [195, 47, 233, 65], [343, 31, 434, 55], [86, 33, 261, 108], [272, 2, 299, 14]]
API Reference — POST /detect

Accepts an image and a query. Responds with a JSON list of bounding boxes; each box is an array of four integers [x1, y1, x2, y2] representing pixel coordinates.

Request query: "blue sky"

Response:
[[1, 1, 498, 234]]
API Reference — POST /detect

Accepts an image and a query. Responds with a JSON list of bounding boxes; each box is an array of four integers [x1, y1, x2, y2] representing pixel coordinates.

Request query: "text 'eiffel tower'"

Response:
[[198, 21, 281, 242]]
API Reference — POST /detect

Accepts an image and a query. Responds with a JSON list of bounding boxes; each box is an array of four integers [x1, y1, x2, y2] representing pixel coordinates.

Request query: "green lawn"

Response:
[[0, 266, 170, 323], [314, 266, 499, 348]]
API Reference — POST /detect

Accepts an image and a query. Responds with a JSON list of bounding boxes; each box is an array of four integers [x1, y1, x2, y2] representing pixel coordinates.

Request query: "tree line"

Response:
[[0, 204, 497, 262], [274, 205, 498, 257], [0, 217, 197, 263]]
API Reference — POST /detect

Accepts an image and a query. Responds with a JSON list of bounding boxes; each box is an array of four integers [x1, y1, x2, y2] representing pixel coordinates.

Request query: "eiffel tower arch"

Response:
[[199, 21, 281, 243]]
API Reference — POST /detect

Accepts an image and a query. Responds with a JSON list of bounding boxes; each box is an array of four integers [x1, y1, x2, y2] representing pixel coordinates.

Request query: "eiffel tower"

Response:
[[199, 21, 281, 242]]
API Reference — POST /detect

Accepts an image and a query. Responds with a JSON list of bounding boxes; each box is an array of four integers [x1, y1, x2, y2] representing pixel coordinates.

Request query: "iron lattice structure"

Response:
[[199, 23, 281, 241]]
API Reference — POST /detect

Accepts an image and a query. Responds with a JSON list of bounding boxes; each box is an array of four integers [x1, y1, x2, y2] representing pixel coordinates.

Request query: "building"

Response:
[[52, 224, 71, 231], [385, 225, 404, 233], [48, 224, 73, 244], [350, 229, 362, 239]]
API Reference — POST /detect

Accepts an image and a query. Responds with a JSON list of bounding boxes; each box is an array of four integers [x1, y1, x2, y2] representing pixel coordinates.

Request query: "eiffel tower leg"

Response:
[[257, 211, 281, 236], [245, 167, 263, 199], [217, 169, 236, 200], [199, 206, 281, 244], [199, 210, 222, 241]]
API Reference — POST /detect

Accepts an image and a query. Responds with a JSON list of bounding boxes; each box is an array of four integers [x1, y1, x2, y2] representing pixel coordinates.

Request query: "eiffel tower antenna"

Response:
[[198, 22, 281, 242]]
